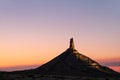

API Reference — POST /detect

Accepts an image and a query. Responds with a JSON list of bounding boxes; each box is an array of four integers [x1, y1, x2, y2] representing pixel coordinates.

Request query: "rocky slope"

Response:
[[35, 38, 119, 77]]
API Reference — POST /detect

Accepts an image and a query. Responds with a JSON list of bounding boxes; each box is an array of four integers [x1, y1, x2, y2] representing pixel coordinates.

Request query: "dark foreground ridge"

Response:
[[1, 38, 120, 80]]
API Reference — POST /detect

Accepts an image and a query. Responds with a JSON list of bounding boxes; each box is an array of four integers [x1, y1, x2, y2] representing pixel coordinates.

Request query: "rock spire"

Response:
[[69, 38, 75, 49]]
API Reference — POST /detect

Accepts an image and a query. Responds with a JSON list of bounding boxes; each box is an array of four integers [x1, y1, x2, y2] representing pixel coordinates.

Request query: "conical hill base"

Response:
[[36, 38, 119, 77]]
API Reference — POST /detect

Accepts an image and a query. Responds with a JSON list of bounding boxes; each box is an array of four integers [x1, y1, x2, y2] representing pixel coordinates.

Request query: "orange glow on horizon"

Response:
[[109, 66, 120, 73], [0, 39, 120, 72]]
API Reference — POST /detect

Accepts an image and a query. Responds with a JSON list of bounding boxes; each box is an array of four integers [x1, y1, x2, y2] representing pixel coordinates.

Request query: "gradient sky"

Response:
[[0, 0, 120, 72]]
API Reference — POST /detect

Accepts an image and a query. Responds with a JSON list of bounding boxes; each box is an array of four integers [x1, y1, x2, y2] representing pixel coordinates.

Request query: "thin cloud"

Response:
[[0, 64, 40, 71], [97, 58, 120, 66], [102, 61, 120, 66]]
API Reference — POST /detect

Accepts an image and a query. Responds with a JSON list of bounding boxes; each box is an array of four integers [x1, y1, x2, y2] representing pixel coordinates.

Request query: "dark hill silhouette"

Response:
[[1, 38, 120, 79], [34, 38, 119, 77]]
